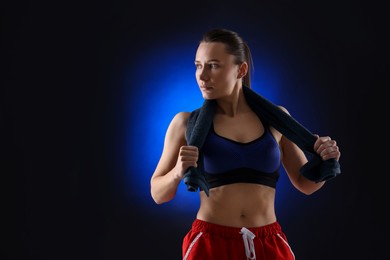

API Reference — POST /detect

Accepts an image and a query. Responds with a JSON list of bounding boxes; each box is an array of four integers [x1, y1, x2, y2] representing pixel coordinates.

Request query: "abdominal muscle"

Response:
[[196, 183, 277, 228]]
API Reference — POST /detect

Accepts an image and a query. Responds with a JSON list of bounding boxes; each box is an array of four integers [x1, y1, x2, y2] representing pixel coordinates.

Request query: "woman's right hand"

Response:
[[174, 145, 199, 180]]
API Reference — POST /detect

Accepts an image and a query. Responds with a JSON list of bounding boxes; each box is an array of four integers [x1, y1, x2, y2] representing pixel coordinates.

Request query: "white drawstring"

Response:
[[240, 227, 256, 260]]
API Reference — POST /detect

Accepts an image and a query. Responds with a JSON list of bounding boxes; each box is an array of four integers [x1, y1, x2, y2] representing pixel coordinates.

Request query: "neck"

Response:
[[216, 86, 248, 117]]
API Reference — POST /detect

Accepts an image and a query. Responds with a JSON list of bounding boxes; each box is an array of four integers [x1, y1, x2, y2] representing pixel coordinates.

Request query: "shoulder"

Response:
[[278, 105, 291, 115], [172, 111, 191, 125], [164, 112, 191, 143], [168, 112, 191, 133]]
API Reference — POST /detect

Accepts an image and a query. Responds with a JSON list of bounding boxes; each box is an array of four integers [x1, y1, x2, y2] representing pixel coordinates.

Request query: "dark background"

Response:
[[2, 1, 388, 259]]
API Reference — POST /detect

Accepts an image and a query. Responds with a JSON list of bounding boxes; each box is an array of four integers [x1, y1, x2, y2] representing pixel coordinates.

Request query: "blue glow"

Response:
[[124, 39, 305, 216]]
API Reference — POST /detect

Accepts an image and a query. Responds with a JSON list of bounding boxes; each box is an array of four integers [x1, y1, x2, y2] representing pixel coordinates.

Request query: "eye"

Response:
[[195, 64, 202, 70], [209, 63, 219, 69]]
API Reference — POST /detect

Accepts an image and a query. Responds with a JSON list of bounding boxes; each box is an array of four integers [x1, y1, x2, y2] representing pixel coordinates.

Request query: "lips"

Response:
[[200, 85, 213, 91]]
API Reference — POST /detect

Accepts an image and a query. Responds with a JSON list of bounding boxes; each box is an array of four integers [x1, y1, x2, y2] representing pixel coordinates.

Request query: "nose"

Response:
[[198, 68, 209, 81]]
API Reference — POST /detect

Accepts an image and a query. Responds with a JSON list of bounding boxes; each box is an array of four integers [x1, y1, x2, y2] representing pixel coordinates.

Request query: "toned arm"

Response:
[[150, 112, 194, 204], [278, 107, 326, 195]]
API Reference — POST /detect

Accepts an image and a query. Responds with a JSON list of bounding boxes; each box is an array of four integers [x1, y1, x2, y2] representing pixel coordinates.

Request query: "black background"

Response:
[[2, 1, 388, 259]]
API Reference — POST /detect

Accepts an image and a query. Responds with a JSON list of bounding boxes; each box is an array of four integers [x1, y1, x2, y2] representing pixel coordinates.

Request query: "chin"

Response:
[[202, 94, 215, 100]]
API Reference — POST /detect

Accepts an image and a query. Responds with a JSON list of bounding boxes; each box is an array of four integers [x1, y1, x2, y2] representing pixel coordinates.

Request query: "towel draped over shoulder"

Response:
[[184, 86, 341, 196]]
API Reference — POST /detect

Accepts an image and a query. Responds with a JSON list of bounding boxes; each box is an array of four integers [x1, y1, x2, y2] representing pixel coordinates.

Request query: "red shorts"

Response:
[[182, 219, 295, 260]]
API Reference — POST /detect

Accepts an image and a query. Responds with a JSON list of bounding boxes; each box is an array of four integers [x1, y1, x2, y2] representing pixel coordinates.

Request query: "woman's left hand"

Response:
[[313, 134, 341, 161]]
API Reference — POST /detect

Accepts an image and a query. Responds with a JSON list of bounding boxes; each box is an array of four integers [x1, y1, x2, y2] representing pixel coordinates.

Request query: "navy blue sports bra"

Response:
[[202, 124, 281, 189]]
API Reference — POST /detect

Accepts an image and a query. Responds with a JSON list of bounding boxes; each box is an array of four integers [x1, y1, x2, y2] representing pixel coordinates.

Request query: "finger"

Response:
[[179, 147, 198, 160], [314, 135, 330, 150], [181, 145, 198, 151], [320, 146, 340, 160], [179, 151, 198, 161], [316, 138, 336, 152], [320, 145, 337, 156]]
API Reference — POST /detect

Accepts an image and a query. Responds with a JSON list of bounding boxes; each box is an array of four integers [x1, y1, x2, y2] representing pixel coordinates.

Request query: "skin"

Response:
[[150, 42, 341, 228]]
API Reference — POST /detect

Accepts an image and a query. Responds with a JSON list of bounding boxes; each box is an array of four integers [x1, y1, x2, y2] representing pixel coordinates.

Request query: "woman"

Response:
[[150, 28, 341, 260]]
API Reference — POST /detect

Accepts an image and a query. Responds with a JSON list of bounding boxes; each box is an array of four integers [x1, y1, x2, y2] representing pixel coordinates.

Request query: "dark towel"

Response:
[[184, 86, 341, 196]]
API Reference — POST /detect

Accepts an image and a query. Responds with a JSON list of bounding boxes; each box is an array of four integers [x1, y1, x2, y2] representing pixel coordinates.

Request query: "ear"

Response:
[[237, 62, 248, 79]]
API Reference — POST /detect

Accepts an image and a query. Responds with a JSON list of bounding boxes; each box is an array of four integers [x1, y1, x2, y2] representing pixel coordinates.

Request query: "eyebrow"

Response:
[[194, 59, 221, 63]]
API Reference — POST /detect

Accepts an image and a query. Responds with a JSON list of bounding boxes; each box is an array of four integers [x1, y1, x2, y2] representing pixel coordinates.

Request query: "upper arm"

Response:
[[278, 106, 307, 172], [278, 106, 313, 192], [151, 112, 190, 180]]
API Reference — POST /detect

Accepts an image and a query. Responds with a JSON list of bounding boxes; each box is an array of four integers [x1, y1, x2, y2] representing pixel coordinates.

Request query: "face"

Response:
[[194, 42, 241, 99]]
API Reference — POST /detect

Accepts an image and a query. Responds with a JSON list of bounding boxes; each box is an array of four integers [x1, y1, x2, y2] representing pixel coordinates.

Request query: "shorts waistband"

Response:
[[191, 219, 282, 238]]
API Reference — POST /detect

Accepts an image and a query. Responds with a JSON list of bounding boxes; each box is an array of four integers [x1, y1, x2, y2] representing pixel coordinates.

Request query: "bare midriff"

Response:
[[196, 183, 277, 228]]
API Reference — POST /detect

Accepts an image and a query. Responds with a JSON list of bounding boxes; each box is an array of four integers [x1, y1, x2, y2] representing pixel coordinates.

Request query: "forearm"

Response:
[[296, 174, 326, 195], [150, 170, 182, 204]]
